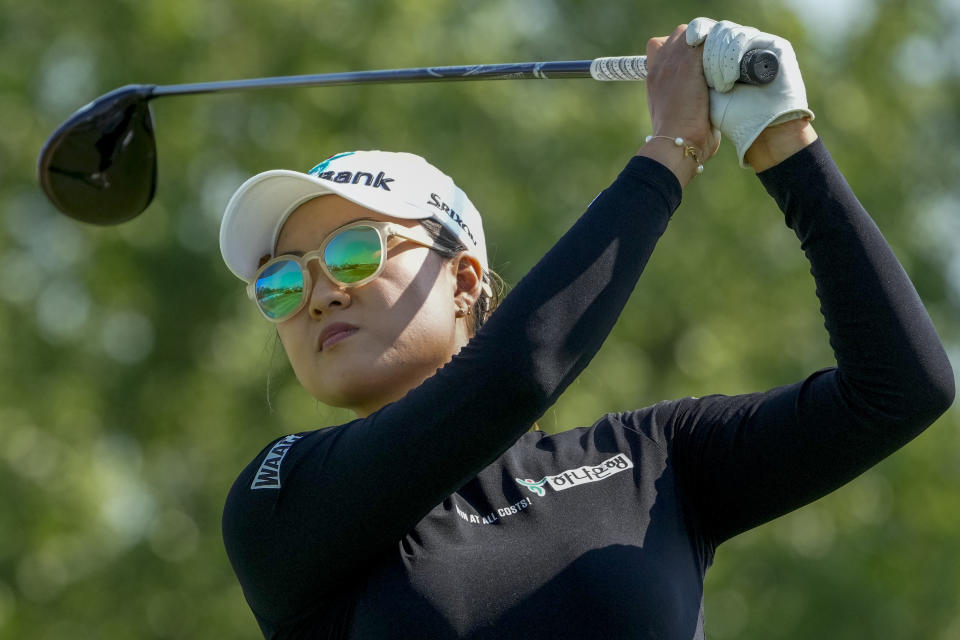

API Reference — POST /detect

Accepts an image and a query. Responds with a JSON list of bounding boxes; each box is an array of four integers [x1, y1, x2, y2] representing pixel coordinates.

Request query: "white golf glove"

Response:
[[687, 17, 815, 167]]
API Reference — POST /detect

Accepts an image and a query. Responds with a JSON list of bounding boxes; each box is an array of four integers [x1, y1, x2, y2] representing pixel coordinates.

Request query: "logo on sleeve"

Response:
[[251, 434, 304, 490]]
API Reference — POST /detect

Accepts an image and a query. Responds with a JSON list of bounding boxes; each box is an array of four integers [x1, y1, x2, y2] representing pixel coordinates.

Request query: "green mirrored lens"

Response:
[[324, 226, 382, 284], [255, 259, 304, 319]]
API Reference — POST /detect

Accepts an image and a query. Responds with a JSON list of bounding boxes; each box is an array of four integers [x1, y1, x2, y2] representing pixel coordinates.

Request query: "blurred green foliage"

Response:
[[1, 0, 957, 637]]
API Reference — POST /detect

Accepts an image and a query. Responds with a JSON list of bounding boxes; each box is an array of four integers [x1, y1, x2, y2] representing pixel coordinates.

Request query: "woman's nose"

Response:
[[306, 262, 351, 319]]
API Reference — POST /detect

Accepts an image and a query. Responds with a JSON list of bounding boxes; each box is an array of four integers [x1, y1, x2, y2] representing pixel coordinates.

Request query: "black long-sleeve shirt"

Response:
[[221, 140, 954, 639]]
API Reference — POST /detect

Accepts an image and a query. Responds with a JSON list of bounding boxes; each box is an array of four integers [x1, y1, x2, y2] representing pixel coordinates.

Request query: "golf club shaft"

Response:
[[150, 59, 648, 98]]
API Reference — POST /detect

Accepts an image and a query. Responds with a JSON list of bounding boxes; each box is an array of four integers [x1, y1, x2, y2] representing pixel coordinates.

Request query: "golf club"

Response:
[[37, 52, 779, 225]]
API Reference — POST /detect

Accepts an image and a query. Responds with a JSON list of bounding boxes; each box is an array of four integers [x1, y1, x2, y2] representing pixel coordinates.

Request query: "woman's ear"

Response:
[[452, 252, 483, 310]]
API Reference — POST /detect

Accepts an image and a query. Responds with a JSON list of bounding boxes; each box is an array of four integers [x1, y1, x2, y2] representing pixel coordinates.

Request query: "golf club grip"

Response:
[[590, 49, 779, 84]]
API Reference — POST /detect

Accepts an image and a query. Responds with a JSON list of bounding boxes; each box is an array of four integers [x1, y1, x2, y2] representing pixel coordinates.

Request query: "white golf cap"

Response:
[[219, 150, 488, 282]]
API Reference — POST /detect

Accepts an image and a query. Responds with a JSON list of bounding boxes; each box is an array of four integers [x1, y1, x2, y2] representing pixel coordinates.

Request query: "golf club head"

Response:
[[37, 84, 158, 225]]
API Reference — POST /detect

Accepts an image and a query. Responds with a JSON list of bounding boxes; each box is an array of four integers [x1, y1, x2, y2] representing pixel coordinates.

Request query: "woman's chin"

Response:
[[306, 370, 405, 415], [299, 348, 449, 414]]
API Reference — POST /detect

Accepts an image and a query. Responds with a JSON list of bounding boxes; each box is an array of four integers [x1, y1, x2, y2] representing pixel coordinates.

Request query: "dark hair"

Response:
[[418, 218, 504, 334]]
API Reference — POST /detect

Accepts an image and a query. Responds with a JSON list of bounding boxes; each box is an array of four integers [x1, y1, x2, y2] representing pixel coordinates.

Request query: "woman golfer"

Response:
[[218, 19, 954, 639]]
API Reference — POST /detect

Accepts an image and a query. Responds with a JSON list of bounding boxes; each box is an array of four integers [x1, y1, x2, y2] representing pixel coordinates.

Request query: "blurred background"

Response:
[[1, 0, 958, 637]]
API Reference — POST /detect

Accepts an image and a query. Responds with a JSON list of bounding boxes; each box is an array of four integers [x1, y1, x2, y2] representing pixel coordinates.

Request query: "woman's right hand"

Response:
[[637, 24, 720, 187]]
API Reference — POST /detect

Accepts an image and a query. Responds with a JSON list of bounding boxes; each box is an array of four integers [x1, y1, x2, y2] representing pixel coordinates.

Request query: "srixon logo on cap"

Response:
[[427, 193, 477, 247]]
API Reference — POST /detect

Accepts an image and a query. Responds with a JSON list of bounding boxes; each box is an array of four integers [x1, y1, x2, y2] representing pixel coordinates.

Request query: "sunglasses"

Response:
[[247, 219, 443, 322]]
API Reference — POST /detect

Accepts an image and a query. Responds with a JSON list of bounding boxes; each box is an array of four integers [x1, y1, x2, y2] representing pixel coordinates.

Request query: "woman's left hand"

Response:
[[686, 17, 816, 169]]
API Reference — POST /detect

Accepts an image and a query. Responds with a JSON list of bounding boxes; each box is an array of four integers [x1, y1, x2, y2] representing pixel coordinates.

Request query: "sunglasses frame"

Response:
[[246, 219, 443, 322]]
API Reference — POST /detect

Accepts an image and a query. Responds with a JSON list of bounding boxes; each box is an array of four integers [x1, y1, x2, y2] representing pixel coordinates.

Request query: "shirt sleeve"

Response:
[[658, 139, 954, 545], [221, 155, 683, 628]]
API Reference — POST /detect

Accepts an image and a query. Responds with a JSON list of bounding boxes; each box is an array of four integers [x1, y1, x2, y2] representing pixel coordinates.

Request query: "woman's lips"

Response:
[[318, 323, 359, 351]]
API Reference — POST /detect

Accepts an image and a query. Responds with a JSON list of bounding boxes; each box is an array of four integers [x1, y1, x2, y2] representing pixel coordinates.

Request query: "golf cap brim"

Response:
[[219, 150, 488, 283]]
